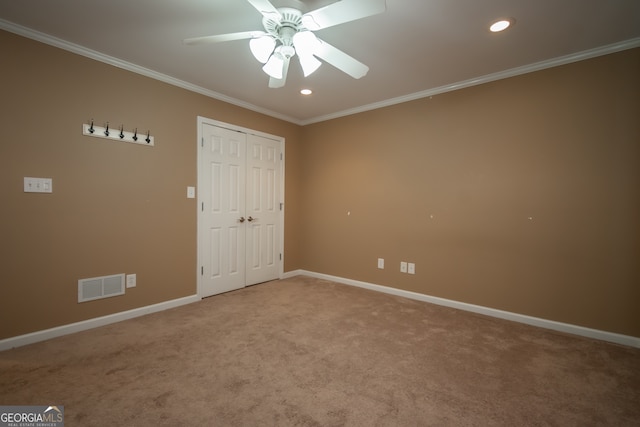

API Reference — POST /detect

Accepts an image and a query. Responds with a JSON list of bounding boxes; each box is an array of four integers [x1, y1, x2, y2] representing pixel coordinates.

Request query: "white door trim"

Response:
[[196, 116, 285, 298]]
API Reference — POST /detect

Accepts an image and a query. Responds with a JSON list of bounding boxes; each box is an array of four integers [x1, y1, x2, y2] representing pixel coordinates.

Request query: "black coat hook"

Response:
[[119, 125, 125, 139], [88, 119, 95, 134], [104, 122, 110, 137], [133, 128, 138, 141], [145, 130, 151, 144]]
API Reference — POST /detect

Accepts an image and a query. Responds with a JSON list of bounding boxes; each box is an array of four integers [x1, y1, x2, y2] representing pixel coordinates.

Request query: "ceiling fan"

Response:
[[183, 0, 386, 88]]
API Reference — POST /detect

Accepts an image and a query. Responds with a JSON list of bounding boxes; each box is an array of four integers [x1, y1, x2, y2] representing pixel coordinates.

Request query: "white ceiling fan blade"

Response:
[[183, 31, 265, 45], [314, 39, 369, 79], [268, 57, 290, 88], [302, 0, 386, 31], [246, 0, 282, 20]]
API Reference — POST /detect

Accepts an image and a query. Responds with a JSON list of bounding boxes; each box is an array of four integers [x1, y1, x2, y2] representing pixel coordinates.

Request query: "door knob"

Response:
[[247, 216, 256, 222], [239, 217, 246, 223]]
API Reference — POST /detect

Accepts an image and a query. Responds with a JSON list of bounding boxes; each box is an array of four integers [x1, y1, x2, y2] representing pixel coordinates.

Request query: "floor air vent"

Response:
[[78, 274, 125, 303]]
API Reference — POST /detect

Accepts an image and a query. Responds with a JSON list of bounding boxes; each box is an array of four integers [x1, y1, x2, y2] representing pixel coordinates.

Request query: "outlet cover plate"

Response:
[[126, 274, 137, 288], [400, 262, 408, 273]]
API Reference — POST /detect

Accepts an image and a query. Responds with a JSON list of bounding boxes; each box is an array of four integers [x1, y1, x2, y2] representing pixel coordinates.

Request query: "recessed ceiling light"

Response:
[[300, 89, 313, 95], [490, 18, 515, 33]]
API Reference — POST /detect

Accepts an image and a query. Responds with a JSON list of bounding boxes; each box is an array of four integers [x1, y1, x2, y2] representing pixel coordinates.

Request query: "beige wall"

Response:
[[0, 30, 302, 339], [299, 48, 640, 337], [1, 28, 638, 340]]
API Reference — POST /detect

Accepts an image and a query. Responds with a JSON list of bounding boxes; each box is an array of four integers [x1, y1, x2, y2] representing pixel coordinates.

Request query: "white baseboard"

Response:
[[0, 295, 200, 352], [292, 270, 640, 349], [4, 272, 638, 351]]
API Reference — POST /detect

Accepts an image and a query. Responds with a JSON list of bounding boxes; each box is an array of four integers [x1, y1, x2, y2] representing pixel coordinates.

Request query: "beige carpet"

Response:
[[1, 276, 639, 426]]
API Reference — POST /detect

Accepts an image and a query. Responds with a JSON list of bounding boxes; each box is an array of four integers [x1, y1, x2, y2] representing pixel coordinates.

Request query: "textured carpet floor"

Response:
[[1, 276, 639, 426]]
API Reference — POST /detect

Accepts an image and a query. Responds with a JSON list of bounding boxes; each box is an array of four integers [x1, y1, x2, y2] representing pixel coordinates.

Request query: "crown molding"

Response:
[[0, 19, 300, 125], [3, 19, 639, 127], [300, 37, 640, 125]]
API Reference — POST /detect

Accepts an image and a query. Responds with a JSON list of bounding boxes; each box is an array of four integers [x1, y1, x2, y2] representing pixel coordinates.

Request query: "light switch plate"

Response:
[[187, 186, 196, 199]]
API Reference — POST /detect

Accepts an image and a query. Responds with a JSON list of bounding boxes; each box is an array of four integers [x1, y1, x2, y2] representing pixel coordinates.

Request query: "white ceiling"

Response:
[[1, 0, 639, 125]]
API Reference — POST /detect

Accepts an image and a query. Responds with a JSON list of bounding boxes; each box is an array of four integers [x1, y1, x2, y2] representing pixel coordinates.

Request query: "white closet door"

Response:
[[200, 124, 247, 297], [198, 121, 282, 298], [245, 133, 281, 286]]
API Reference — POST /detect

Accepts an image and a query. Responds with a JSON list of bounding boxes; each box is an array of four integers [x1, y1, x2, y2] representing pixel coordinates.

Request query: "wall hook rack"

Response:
[[82, 120, 154, 147]]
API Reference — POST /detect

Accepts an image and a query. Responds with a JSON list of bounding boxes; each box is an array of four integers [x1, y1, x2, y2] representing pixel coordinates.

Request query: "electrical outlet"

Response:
[[126, 274, 137, 288], [408, 263, 415, 275], [400, 262, 408, 273], [377, 258, 384, 269]]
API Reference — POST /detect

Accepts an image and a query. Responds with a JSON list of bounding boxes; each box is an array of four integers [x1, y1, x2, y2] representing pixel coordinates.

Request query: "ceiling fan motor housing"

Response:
[[263, 7, 304, 48]]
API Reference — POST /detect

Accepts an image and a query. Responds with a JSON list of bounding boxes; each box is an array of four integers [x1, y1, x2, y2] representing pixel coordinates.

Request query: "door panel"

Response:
[[245, 133, 280, 286], [200, 124, 247, 297]]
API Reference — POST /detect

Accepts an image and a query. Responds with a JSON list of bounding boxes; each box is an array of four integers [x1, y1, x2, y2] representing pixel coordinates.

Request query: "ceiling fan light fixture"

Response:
[[263, 51, 285, 79], [293, 31, 321, 56], [298, 53, 321, 77], [250, 35, 276, 63], [293, 31, 321, 76]]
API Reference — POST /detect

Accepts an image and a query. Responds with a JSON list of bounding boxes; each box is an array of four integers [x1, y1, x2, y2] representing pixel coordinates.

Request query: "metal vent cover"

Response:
[[78, 274, 125, 303]]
